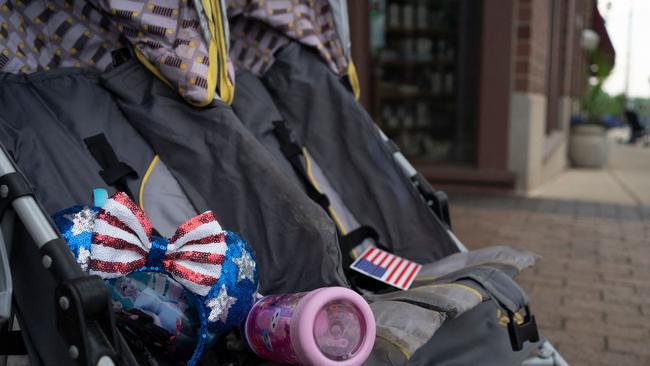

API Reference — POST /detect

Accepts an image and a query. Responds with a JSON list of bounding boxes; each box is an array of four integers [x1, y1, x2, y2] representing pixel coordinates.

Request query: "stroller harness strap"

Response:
[[84, 134, 139, 200], [272, 120, 387, 270], [272, 120, 331, 211]]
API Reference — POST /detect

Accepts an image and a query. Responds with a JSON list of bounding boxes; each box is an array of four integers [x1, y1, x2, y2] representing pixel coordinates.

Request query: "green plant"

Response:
[[582, 49, 615, 123]]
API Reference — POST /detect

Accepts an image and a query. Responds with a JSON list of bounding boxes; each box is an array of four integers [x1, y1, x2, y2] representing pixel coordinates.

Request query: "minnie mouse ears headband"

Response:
[[53, 192, 259, 365]]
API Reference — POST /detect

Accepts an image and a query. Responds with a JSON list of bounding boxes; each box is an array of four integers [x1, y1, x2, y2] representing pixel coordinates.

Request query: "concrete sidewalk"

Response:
[[450, 141, 650, 366], [531, 134, 650, 206]]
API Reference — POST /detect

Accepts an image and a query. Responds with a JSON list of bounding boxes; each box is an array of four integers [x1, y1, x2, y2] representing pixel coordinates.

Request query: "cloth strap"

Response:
[[272, 121, 392, 288], [0, 331, 27, 355], [272, 121, 385, 253], [435, 265, 529, 313], [339, 226, 379, 266], [84, 134, 138, 200], [272, 120, 330, 210]]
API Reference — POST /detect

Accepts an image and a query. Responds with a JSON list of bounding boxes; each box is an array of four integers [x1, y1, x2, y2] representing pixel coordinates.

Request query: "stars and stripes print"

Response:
[[89, 192, 227, 296], [349, 247, 422, 291]]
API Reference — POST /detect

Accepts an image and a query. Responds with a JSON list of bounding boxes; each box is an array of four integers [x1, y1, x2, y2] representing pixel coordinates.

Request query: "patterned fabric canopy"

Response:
[[227, 0, 349, 77], [0, 0, 234, 105]]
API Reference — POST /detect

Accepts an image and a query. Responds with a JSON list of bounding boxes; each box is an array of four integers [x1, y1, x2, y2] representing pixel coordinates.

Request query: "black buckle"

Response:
[[279, 141, 302, 160], [272, 121, 303, 159], [83, 134, 138, 200], [111, 47, 132, 67], [0, 331, 28, 355], [506, 306, 540, 351], [411, 174, 452, 228], [56, 276, 119, 365]]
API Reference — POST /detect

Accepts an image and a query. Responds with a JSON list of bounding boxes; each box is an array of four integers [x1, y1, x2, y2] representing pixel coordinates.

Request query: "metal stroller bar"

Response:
[[0, 146, 125, 366], [376, 128, 468, 253]]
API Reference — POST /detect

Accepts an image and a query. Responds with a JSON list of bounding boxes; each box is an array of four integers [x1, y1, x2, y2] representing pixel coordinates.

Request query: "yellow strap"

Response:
[[211, 0, 234, 104], [347, 60, 361, 101], [138, 155, 160, 210]]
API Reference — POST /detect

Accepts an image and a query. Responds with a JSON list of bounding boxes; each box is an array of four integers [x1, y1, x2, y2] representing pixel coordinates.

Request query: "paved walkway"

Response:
[[532, 133, 650, 206], [450, 142, 650, 366]]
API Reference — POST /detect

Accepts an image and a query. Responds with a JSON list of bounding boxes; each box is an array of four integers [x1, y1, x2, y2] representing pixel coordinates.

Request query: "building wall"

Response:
[[508, 0, 593, 191], [514, 0, 550, 94], [509, 0, 551, 190]]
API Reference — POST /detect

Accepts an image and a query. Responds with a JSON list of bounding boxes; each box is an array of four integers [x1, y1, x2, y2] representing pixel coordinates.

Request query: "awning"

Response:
[[592, 2, 616, 68]]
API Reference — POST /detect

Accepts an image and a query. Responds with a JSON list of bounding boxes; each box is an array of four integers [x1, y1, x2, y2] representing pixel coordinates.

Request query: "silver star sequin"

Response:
[[64, 207, 96, 235], [232, 251, 255, 283], [77, 247, 90, 272], [206, 285, 237, 323]]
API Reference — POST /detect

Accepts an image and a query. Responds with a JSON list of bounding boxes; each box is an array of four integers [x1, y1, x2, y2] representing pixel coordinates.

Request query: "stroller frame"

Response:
[[0, 137, 567, 365], [0, 146, 133, 366]]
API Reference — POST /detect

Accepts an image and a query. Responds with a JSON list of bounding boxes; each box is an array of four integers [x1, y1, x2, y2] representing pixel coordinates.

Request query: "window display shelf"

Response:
[[370, 0, 478, 164]]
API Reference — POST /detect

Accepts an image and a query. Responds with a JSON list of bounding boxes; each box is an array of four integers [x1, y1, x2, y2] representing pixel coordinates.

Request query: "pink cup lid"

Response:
[[291, 287, 375, 366]]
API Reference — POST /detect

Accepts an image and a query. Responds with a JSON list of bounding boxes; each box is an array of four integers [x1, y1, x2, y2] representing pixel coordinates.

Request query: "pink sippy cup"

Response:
[[244, 287, 376, 366]]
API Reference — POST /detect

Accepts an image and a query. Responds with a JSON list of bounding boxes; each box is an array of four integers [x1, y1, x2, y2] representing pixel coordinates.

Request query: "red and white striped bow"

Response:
[[89, 192, 226, 296]]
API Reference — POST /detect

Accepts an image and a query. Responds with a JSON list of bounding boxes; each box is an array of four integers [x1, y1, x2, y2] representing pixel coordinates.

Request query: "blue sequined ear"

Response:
[[202, 231, 258, 335], [52, 205, 98, 271]]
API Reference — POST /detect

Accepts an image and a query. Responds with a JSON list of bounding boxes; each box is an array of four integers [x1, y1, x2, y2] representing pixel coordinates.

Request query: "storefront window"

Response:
[[370, 0, 479, 164]]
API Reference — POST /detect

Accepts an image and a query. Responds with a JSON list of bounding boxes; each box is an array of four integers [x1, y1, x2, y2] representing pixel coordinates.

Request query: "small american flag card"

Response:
[[350, 247, 422, 290]]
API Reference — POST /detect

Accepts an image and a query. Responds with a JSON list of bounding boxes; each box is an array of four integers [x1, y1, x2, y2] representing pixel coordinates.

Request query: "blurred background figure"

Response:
[[624, 102, 647, 144]]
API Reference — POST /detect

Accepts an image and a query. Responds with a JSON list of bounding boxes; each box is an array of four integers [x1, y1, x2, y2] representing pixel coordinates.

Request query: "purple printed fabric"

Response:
[[0, 0, 121, 74], [1, 0, 234, 105], [227, 0, 348, 76], [228, 16, 289, 76], [85, 0, 226, 105]]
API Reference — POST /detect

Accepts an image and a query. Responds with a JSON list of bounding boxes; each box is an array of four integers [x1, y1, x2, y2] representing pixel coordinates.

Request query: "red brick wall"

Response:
[[570, 0, 592, 97], [514, 0, 594, 99], [514, 0, 551, 94]]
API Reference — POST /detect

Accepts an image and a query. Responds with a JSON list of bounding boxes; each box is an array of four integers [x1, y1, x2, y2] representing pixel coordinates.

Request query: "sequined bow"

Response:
[[89, 192, 226, 296]]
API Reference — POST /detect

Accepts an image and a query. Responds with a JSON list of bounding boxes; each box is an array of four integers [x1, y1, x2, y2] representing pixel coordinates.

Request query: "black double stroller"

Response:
[[0, 0, 567, 365]]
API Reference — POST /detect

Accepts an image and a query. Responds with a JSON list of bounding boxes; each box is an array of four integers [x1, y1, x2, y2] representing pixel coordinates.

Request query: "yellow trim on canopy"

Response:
[[139, 155, 160, 210], [202, 0, 235, 104], [210, 0, 234, 104]]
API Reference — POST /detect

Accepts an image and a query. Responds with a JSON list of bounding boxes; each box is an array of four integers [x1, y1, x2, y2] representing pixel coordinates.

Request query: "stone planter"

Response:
[[569, 124, 609, 168]]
